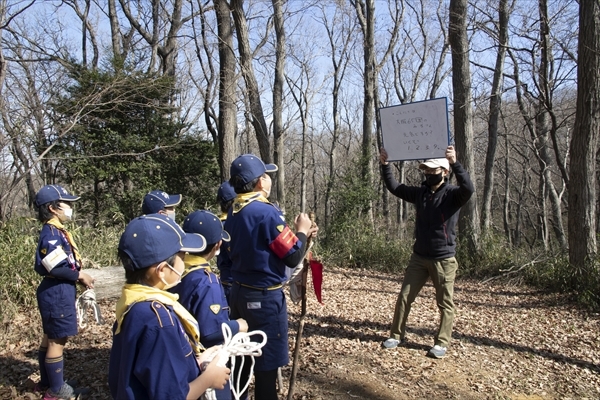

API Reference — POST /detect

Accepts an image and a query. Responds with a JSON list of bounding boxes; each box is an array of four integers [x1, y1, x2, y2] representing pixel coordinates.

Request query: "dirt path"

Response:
[[1, 266, 598, 399]]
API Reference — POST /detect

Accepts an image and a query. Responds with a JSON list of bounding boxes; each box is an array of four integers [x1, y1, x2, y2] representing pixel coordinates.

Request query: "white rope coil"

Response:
[[203, 323, 267, 400], [75, 289, 104, 329]]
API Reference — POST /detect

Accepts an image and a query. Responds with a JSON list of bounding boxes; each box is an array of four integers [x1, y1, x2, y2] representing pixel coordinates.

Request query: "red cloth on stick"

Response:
[[309, 259, 323, 304]]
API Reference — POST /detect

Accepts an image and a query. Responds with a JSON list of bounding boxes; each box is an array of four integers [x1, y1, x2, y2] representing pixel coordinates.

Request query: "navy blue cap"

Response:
[[230, 154, 278, 185], [119, 213, 206, 271], [35, 185, 80, 207], [217, 182, 236, 203], [142, 190, 182, 214], [182, 210, 231, 245]]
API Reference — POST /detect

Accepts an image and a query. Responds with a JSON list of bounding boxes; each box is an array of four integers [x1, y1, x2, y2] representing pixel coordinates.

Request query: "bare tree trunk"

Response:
[[300, 123, 307, 213], [538, 0, 567, 250], [82, 0, 89, 67], [214, 0, 237, 180], [272, 0, 286, 207], [192, 1, 218, 144], [118, 0, 190, 76], [230, 0, 272, 163], [536, 168, 549, 249], [321, 3, 353, 232], [569, 0, 600, 270], [311, 137, 318, 214], [108, 0, 122, 60], [481, 0, 510, 235], [449, 0, 479, 251], [536, 112, 567, 249], [286, 65, 312, 214], [502, 133, 511, 245], [514, 167, 526, 248], [430, 1, 451, 99], [531, 0, 568, 250], [351, 0, 376, 219], [352, 0, 400, 224], [394, 162, 406, 240]]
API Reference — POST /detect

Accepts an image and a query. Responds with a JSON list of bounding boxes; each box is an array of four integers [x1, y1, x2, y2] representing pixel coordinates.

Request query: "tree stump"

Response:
[[85, 266, 126, 300]]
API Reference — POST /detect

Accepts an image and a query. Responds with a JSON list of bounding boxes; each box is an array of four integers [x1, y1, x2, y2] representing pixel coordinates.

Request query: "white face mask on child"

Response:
[[159, 262, 183, 290], [166, 210, 176, 221], [58, 206, 73, 221]]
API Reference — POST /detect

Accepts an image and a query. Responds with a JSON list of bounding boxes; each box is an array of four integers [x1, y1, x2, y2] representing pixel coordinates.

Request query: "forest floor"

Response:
[[0, 266, 599, 400]]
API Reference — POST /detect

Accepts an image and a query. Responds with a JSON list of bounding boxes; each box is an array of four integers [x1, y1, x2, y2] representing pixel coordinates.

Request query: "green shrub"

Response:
[[321, 217, 412, 272], [0, 218, 40, 315], [456, 233, 516, 278]]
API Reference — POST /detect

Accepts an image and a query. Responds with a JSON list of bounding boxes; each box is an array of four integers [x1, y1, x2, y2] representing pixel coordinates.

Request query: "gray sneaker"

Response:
[[43, 382, 76, 400], [382, 337, 406, 349], [427, 344, 447, 359], [44, 381, 88, 400]]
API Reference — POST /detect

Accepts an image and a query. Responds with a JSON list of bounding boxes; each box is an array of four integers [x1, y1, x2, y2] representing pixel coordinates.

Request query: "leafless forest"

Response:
[[1, 0, 599, 305]]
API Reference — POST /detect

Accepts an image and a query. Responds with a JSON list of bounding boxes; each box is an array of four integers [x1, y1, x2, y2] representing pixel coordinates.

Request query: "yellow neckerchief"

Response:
[[182, 255, 211, 279], [218, 212, 228, 222], [232, 192, 269, 214], [115, 284, 204, 355], [46, 217, 82, 266]]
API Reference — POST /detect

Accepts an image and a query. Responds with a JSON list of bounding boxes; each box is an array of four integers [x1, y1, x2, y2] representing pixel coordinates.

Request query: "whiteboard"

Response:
[[379, 97, 450, 162]]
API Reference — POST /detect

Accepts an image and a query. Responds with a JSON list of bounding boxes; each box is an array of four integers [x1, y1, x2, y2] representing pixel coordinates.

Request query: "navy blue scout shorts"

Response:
[[230, 283, 289, 371], [36, 278, 78, 339]]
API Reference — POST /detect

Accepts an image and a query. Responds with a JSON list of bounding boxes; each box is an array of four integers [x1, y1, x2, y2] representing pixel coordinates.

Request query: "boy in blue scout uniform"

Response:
[[225, 154, 318, 400], [33, 184, 95, 400], [141, 189, 182, 220], [216, 182, 236, 301], [108, 214, 230, 400], [171, 209, 249, 400], [217, 182, 236, 222]]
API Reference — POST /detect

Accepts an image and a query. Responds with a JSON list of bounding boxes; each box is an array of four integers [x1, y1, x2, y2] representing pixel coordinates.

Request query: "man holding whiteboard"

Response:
[[379, 145, 474, 359]]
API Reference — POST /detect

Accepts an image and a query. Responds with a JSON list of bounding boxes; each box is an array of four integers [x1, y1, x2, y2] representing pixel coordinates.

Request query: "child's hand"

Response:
[[294, 213, 312, 235], [236, 318, 249, 333], [203, 358, 230, 389], [197, 345, 222, 364], [78, 271, 95, 289]]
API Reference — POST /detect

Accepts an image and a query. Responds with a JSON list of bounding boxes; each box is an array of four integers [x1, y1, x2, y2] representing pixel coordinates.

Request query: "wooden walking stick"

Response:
[[287, 212, 316, 400]]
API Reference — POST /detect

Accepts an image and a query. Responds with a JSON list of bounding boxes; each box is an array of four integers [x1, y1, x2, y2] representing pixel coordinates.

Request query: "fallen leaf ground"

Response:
[[1, 266, 599, 399]]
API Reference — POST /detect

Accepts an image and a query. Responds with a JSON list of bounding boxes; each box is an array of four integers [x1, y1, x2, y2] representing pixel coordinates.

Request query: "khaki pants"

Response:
[[389, 253, 458, 347]]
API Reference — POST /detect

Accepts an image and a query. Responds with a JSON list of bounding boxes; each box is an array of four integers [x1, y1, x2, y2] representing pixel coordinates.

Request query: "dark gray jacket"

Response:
[[381, 162, 474, 259]]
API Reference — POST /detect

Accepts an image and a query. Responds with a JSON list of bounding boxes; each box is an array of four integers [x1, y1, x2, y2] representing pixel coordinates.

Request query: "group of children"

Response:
[[33, 154, 318, 400]]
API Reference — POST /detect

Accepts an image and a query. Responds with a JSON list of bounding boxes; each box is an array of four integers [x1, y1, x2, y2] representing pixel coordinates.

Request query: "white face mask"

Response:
[[159, 262, 182, 290], [260, 175, 271, 198], [214, 248, 221, 256], [59, 206, 73, 221], [166, 210, 176, 221]]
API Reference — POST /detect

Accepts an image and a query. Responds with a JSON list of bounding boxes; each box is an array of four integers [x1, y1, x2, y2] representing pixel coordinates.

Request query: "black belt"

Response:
[[235, 281, 283, 291]]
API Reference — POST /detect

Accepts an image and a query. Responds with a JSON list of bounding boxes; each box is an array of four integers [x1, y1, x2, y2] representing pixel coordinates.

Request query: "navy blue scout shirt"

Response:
[[169, 260, 240, 348], [224, 200, 304, 287], [108, 301, 200, 400], [35, 223, 80, 280], [381, 161, 474, 259]]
